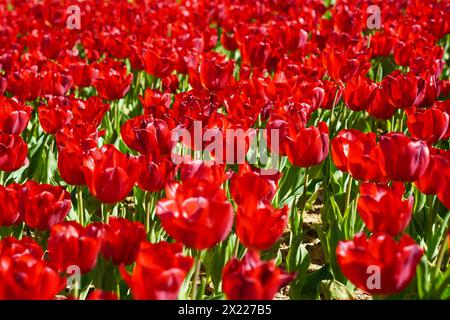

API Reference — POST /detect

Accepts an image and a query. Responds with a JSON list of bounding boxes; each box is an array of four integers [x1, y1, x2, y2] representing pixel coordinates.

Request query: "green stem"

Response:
[[345, 176, 353, 213], [77, 187, 84, 226], [426, 197, 435, 242], [191, 253, 202, 300], [432, 225, 449, 286]]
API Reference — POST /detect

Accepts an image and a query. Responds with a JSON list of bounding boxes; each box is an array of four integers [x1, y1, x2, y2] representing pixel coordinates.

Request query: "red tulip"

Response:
[[0, 184, 21, 226], [285, 122, 329, 168], [179, 161, 229, 187], [337, 233, 423, 295], [48, 221, 102, 274], [0, 237, 65, 299], [222, 251, 295, 300], [199, 52, 235, 92], [0, 96, 32, 134], [120, 241, 193, 300], [384, 71, 425, 109], [83, 145, 140, 204], [137, 155, 176, 192], [23, 181, 72, 230], [121, 115, 173, 158], [156, 180, 234, 249], [70, 96, 110, 127], [100, 217, 146, 265], [406, 107, 449, 145], [38, 96, 73, 134], [236, 201, 288, 251], [230, 163, 280, 206], [415, 149, 450, 195], [358, 182, 413, 236], [69, 61, 98, 88], [0, 133, 28, 172], [7, 67, 43, 101], [93, 59, 133, 100], [322, 48, 360, 83], [368, 85, 396, 120], [378, 133, 430, 181], [343, 76, 377, 111]]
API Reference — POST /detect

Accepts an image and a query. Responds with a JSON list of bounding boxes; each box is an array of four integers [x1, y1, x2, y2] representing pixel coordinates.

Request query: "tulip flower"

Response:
[[137, 155, 176, 192], [83, 145, 140, 204], [368, 85, 396, 120], [378, 133, 430, 181], [0, 184, 21, 226], [179, 161, 229, 187], [93, 59, 133, 100], [120, 241, 193, 300], [343, 76, 377, 111], [416, 149, 450, 195], [285, 122, 329, 168], [7, 67, 43, 101], [47, 221, 102, 274], [87, 290, 119, 300], [23, 181, 72, 230], [38, 96, 73, 134], [0, 96, 32, 134], [236, 201, 288, 251], [0, 237, 65, 299], [199, 52, 235, 91], [0, 133, 28, 172], [406, 107, 449, 145], [121, 115, 173, 158], [337, 233, 423, 295], [322, 48, 360, 83], [358, 182, 413, 236], [384, 71, 425, 109], [156, 180, 234, 249], [222, 251, 295, 300], [69, 61, 98, 88], [100, 217, 146, 265]]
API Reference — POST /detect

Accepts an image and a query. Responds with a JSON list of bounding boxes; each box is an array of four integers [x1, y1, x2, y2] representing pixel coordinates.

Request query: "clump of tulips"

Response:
[[0, 0, 448, 301]]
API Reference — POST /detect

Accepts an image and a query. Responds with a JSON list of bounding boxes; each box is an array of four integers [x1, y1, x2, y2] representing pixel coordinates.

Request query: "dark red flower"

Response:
[[222, 251, 295, 300], [337, 233, 423, 295], [384, 71, 425, 109], [0, 96, 32, 134], [100, 217, 146, 266], [0, 184, 21, 226], [415, 149, 450, 195], [38, 96, 73, 134], [199, 52, 235, 92], [120, 241, 193, 300], [69, 61, 98, 88], [378, 133, 430, 182], [0, 133, 28, 172], [93, 59, 133, 100]]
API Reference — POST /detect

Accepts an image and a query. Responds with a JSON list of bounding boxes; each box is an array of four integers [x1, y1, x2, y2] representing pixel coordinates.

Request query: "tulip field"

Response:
[[0, 0, 450, 301]]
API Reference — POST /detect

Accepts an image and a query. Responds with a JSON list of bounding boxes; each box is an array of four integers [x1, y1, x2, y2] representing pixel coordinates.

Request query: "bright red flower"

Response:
[[7, 67, 43, 101], [415, 149, 450, 195], [100, 217, 146, 266], [0, 96, 32, 134], [285, 122, 329, 168], [236, 201, 288, 251], [0, 184, 21, 226], [222, 251, 295, 300], [384, 71, 425, 109], [48, 221, 102, 274], [0, 237, 65, 300], [199, 52, 235, 92], [120, 241, 193, 300], [38, 96, 73, 134], [358, 182, 413, 236], [337, 233, 423, 295], [93, 59, 133, 100], [23, 181, 72, 230], [83, 145, 140, 204], [179, 161, 229, 187], [0, 133, 28, 172], [406, 107, 449, 145], [343, 76, 377, 111], [322, 48, 360, 83], [156, 180, 234, 249], [69, 61, 98, 88], [378, 133, 430, 182]]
